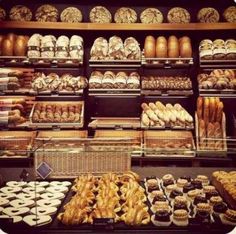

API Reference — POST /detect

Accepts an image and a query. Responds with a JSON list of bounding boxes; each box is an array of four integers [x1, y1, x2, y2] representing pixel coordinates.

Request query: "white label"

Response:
[[0, 111, 8, 125], [0, 78, 9, 91], [200, 50, 212, 58], [90, 77, 102, 84]]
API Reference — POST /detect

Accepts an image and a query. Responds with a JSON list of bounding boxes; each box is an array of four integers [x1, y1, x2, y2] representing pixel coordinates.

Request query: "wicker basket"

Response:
[[0, 131, 36, 157]]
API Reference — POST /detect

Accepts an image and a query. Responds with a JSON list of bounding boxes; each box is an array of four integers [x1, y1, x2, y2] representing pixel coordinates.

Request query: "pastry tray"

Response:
[[141, 89, 193, 97], [143, 130, 196, 158], [199, 59, 236, 68], [88, 117, 140, 129], [29, 101, 84, 129], [89, 59, 141, 68], [195, 112, 227, 157], [89, 88, 140, 96], [141, 55, 193, 68]]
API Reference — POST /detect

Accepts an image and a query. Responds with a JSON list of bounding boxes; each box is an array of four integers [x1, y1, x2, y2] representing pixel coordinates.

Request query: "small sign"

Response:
[[93, 218, 114, 231], [36, 162, 53, 179]]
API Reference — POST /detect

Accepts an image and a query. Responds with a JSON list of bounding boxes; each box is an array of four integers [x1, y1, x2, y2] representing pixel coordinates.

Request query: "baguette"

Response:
[[207, 122, 215, 150], [203, 97, 210, 125], [216, 101, 224, 123], [155, 101, 165, 111], [209, 97, 216, 123], [148, 102, 157, 111], [142, 113, 150, 126], [141, 103, 150, 111], [197, 97, 203, 120], [199, 119, 206, 149], [214, 122, 223, 150]]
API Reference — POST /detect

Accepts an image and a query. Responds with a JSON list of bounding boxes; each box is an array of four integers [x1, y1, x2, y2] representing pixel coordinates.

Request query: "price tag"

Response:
[[93, 218, 114, 231], [36, 162, 53, 179]]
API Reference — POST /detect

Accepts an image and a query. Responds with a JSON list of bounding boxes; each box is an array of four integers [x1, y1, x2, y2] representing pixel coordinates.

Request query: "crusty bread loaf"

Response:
[[144, 36, 156, 58]]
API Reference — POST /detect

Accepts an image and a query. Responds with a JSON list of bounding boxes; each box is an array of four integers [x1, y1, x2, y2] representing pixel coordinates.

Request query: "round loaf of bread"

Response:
[[144, 36, 156, 58], [89, 6, 112, 23], [114, 7, 137, 23], [223, 6, 236, 23], [35, 4, 58, 22], [156, 36, 167, 58], [60, 7, 83, 23], [14, 36, 27, 56], [140, 8, 163, 24], [197, 7, 220, 23], [167, 7, 190, 23], [9, 5, 32, 21]]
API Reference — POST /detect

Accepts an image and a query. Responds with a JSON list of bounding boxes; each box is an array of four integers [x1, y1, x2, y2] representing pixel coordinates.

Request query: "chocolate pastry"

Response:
[[152, 196, 167, 204], [191, 180, 202, 189], [180, 176, 191, 182], [163, 179, 175, 187], [193, 196, 207, 206], [148, 184, 160, 193], [146, 176, 157, 180], [170, 190, 183, 199], [205, 190, 219, 200], [195, 211, 210, 223], [213, 203, 227, 214], [174, 203, 188, 211], [183, 183, 195, 193], [154, 210, 170, 222]]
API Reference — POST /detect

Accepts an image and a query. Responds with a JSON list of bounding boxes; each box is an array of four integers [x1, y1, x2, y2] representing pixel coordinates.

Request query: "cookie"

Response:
[[114, 7, 137, 23], [6, 181, 27, 187], [0, 7, 6, 21], [9, 5, 32, 21], [27, 181, 49, 187], [23, 214, 52, 226], [60, 7, 83, 23], [3, 207, 30, 216], [30, 206, 57, 216], [0, 186, 22, 194], [167, 7, 191, 23], [197, 8, 220, 23], [89, 6, 112, 23], [35, 4, 58, 22], [36, 199, 61, 208], [223, 6, 236, 23], [140, 8, 163, 24], [10, 199, 34, 208]]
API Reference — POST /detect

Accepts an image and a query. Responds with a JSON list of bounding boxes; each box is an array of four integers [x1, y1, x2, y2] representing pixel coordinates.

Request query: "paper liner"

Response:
[[151, 214, 172, 227]]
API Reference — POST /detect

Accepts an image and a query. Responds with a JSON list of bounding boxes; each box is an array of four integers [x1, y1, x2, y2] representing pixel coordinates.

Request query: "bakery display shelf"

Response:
[[195, 112, 227, 157], [89, 117, 141, 129], [199, 59, 236, 68], [89, 88, 140, 96], [199, 88, 236, 98], [142, 56, 193, 68], [29, 89, 84, 97], [0, 56, 29, 67], [1, 21, 236, 31], [141, 89, 193, 97], [89, 59, 141, 68], [1, 88, 31, 95]]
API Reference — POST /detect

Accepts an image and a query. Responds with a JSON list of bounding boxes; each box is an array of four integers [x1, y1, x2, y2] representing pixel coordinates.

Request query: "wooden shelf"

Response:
[[0, 21, 236, 31]]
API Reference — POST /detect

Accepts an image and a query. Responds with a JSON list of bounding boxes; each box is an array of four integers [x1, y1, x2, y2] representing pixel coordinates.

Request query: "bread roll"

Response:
[[2, 39, 13, 56], [6, 33, 16, 44], [203, 97, 209, 125], [144, 36, 155, 58], [14, 36, 27, 56], [216, 101, 223, 123], [168, 36, 179, 58], [179, 37, 192, 58], [156, 36, 167, 58], [197, 97, 203, 120]]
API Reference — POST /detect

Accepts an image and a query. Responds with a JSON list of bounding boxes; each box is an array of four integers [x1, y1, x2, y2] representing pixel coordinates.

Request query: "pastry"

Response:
[[187, 190, 200, 201], [146, 179, 159, 193], [223, 209, 236, 223], [114, 7, 137, 23], [191, 180, 203, 190], [193, 196, 208, 206], [90, 37, 108, 60], [167, 7, 190, 23], [151, 210, 171, 226], [9, 5, 32, 21], [140, 8, 163, 24], [0, 7, 6, 21], [209, 196, 223, 206], [89, 6, 112, 23], [10, 199, 34, 208], [213, 202, 227, 214], [108, 36, 125, 60], [35, 5, 59, 22], [183, 183, 195, 193], [60, 7, 83, 23], [180, 176, 191, 182], [30, 206, 57, 216], [195, 210, 211, 223], [3, 207, 30, 216], [173, 209, 188, 226], [169, 189, 183, 199], [165, 184, 177, 194], [223, 6, 236, 23], [205, 190, 219, 200], [36, 199, 61, 208], [197, 8, 220, 23], [23, 215, 52, 226], [177, 179, 188, 188], [196, 175, 209, 185]]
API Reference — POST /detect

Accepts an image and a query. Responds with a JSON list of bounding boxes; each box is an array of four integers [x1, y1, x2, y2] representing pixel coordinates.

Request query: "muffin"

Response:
[[193, 196, 208, 206], [173, 209, 189, 226], [209, 196, 223, 206], [191, 180, 203, 190], [183, 183, 195, 193], [169, 189, 183, 199], [151, 210, 172, 226]]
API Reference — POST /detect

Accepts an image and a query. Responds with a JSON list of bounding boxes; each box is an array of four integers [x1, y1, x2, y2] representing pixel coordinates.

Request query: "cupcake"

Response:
[[173, 209, 189, 226], [191, 180, 203, 190], [193, 195, 208, 206], [196, 175, 209, 186], [187, 189, 201, 202], [169, 189, 183, 199], [151, 210, 172, 226], [209, 196, 223, 206], [177, 179, 188, 189], [195, 210, 211, 223], [183, 183, 195, 193], [221, 209, 236, 225], [146, 179, 160, 192], [213, 202, 227, 216], [196, 203, 212, 214], [180, 176, 191, 182], [205, 190, 219, 200]]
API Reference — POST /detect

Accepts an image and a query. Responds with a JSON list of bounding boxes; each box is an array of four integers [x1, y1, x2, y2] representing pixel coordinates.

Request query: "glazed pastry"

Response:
[[140, 8, 163, 24], [167, 7, 190, 23], [9, 5, 32, 21], [197, 8, 219, 23], [223, 6, 236, 23], [60, 7, 83, 23], [89, 6, 112, 23], [114, 7, 137, 23], [35, 5, 59, 22]]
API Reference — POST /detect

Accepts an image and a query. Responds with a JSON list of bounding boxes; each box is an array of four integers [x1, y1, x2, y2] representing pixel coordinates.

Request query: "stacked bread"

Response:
[[32, 103, 82, 123], [32, 72, 87, 92], [0, 33, 28, 56], [142, 76, 192, 90], [90, 36, 141, 60], [89, 71, 140, 89], [58, 172, 150, 226], [144, 35, 192, 59], [197, 97, 225, 150], [199, 39, 236, 60], [198, 69, 236, 90], [141, 101, 193, 129], [0, 98, 26, 125], [27, 34, 84, 60]]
